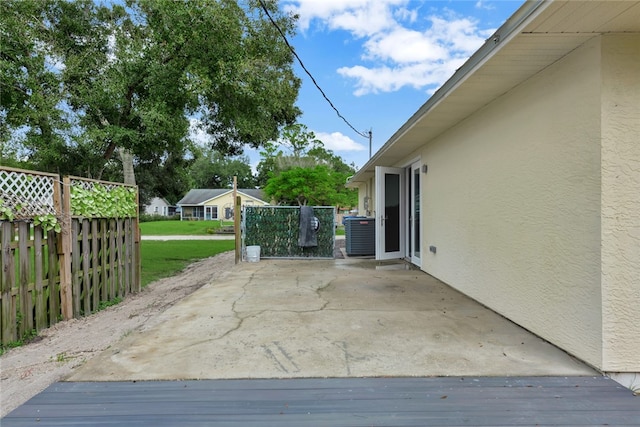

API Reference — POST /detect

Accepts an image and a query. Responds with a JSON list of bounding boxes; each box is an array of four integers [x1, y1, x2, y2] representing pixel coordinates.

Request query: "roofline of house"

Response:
[[347, 0, 549, 186], [177, 189, 267, 206]]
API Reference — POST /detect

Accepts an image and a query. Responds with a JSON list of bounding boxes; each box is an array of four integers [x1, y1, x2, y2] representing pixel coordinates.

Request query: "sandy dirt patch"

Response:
[[0, 251, 235, 418]]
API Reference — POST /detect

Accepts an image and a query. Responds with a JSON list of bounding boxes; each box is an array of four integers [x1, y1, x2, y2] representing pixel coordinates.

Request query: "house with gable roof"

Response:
[[143, 197, 174, 217], [347, 0, 640, 387], [177, 188, 268, 220]]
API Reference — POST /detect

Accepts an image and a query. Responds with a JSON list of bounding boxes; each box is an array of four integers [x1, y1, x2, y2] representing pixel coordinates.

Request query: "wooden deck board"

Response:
[[4, 377, 639, 426]]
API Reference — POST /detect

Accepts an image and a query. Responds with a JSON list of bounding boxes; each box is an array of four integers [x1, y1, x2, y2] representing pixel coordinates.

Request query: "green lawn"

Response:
[[139, 220, 237, 287], [138, 220, 340, 287], [140, 240, 235, 287], [139, 220, 233, 236]]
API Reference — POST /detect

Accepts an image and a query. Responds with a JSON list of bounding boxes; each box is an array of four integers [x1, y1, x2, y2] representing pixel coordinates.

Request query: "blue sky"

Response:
[[202, 1, 526, 171]]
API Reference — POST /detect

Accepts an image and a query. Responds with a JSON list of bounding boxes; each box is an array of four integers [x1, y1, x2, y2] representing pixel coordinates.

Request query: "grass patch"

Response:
[[1, 225, 234, 353], [1, 329, 37, 356], [139, 220, 234, 236], [141, 240, 235, 287], [97, 297, 123, 311]]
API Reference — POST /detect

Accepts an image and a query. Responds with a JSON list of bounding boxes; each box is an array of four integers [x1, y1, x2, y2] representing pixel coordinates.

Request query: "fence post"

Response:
[[234, 176, 240, 264], [133, 186, 141, 292], [1, 222, 16, 344], [56, 176, 73, 320], [235, 197, 241, 264]]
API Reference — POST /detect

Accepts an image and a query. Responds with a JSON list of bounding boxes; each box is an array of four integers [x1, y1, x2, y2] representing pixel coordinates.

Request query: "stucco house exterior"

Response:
[[177, 189, 268, 220], [347, 0, 639, 387], [143, 197, 173, 216]]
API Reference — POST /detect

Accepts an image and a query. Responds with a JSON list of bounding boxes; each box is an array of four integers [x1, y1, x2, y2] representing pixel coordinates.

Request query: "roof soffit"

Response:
[[348, 0, 640, 185]]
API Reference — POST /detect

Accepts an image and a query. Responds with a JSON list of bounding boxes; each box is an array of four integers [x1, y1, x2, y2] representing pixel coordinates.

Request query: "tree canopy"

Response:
[[263, 164, 354, 207], [261, 124, 357, 208], [188, 149, 256, 190], [1, 0, 301, 190]]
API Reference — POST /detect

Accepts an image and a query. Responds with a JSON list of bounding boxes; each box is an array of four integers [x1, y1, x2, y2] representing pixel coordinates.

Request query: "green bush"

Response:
[[139, 214, 180, 223]]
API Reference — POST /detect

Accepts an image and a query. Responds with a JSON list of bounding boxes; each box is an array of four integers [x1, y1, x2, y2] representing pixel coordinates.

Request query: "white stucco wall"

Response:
[[419, 37, 604, 368], [600, 34, 640, 372], [355, 178, 375, 218]]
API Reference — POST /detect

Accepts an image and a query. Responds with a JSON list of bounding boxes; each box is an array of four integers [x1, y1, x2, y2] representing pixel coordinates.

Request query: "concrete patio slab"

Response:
[[68, 258, 594, 381]]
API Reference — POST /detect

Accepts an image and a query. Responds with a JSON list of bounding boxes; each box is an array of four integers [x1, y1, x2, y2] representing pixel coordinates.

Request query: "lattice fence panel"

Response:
[[70, 177, 124, 192], [0, 168, 57, 220], [1, 168, 141, 345]]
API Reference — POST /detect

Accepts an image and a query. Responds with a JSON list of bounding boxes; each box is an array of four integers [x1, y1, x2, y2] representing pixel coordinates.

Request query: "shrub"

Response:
[[139, 214, 180, 223]]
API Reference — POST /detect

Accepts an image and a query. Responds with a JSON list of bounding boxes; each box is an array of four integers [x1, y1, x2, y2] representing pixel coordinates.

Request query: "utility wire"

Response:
[[258, 0, 370, 140]]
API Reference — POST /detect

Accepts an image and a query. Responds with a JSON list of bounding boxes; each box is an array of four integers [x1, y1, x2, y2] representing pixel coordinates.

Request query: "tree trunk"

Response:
[[118, 148, 136, 185]]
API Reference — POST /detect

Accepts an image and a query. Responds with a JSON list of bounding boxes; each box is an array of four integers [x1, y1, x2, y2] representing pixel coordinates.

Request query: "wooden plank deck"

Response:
[[3, 376, 638, 426]]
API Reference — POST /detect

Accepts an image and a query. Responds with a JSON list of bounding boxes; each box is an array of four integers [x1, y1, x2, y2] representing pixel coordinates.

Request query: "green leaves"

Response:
[[2, 0, 301, 189], [0, 199, 60, 233], [188, 149, 256, 189], [71, 185, 137, 218], [264, 165, 357, 209], [258, 123, 357, 209], [0, 198, 15, 221], [33, 214, 61, 233]]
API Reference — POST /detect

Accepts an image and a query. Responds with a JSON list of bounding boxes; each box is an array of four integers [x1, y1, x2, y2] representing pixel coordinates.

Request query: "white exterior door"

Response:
[[409, 161, 421, 265], [375, 166, 405, 260]]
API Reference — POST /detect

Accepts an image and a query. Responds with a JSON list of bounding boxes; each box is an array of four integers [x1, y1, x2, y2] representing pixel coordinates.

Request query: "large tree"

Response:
[[189, 149, 256, 189], [260, 123, 358, 208], [0, 0, 74, 172], [264, 164, 355, 207], [256, 123, 329, 187], [135, 151, 194, 207], [1, 0, 301, 187]]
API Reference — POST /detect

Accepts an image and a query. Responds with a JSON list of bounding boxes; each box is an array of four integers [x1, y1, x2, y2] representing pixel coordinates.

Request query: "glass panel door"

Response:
[[375, 166, 404, 260], [411, 162, 421, 265]]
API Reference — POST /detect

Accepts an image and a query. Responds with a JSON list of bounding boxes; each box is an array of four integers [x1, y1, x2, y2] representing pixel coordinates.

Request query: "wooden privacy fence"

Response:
[[0, 167, 140, 345]]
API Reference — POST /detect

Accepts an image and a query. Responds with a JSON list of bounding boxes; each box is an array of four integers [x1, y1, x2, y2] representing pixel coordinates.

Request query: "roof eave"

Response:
[[346, 0, 549, 187]]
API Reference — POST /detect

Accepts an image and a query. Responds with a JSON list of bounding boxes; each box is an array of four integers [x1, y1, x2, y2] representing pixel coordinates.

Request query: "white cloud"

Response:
[[284, 1, 497, 96], [315, 131, 366, 152], [427, 14, 492, 53], [363, 27, 448, 63], [339, 13, 491, 96], [327, 2, 398, 37], [284, 0, 407, 36], [475, 1, 496, 11], [393, 6, 419, 24], [337, 59, 464, 96]]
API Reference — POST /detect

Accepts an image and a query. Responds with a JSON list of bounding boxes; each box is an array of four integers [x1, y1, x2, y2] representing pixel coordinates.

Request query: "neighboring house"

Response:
[[347, 0, 639, 387], [177, 189, 268, 220], [143, 197, 173, 216]]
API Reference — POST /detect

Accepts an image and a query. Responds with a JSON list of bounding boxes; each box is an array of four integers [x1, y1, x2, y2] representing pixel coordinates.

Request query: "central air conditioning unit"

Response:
[[344, 217, 375, 256]]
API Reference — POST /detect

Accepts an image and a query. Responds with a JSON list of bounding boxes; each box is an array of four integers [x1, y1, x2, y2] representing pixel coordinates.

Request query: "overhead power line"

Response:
[[258, 0, 370, 142]]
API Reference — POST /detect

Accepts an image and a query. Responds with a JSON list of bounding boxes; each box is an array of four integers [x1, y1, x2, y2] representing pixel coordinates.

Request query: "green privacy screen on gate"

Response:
[[243, 206, 335, 259]]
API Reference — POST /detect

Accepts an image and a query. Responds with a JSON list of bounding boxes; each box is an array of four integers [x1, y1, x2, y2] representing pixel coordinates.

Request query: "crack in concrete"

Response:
[[206, 272, 332, 343], [312, 278, 333, 310], [212, 269, 257, 341]]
